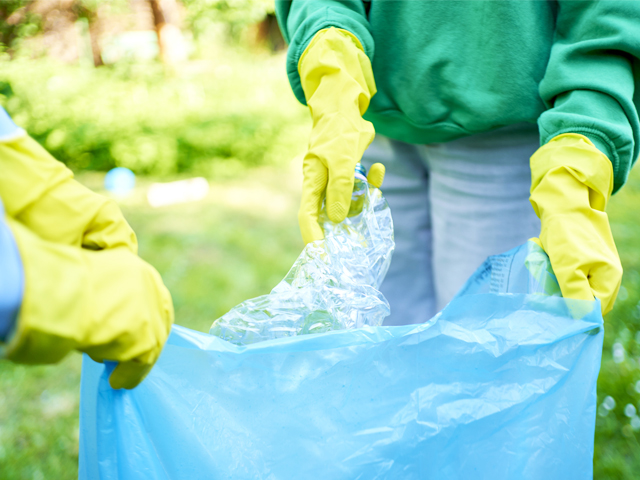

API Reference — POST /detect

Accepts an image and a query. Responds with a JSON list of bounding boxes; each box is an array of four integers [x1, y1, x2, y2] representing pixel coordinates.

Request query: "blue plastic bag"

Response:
[[79, 242, 603, 479]]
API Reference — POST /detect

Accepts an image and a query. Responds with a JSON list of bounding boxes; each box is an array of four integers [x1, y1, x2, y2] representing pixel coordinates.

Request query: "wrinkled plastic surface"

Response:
[[79, 241, 603, 480], [210, 173, 394, 345]]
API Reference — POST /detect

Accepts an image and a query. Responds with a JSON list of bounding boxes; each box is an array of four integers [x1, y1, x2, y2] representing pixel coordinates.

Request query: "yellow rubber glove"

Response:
[[298, 27, 384, 244], [0, 133, 137, 252], [529, 134, 622, 315], [0, 131, 172, 388], [3, 217, 174, 390]]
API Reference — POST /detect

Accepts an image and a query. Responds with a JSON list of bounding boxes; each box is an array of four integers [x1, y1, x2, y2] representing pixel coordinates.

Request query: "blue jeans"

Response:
[[361, 123, 541, 325]]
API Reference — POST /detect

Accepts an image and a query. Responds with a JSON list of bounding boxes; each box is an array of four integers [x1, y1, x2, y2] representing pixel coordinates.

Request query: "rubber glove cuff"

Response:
[[299, 27, 377, 115], [530, 134, 613, 213]]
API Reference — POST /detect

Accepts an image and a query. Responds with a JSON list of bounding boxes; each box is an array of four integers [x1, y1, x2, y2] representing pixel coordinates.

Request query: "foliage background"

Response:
[[0, 1, 639, 478], [0, 52, 307, 176]]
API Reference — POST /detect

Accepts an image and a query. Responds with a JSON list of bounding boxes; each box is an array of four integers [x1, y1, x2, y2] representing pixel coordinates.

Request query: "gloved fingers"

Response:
[[554, 257, 621, 316], [109, 360, 154, 390], [538, 209, 621, 316], [82, 250, 174, 355], [553, 264, 595, 303], [543, 233, 617, 315], [20, 178, 138, 253], [299, 157, 328, 244], [551, 260, 603, 321], [105, 270, 172, 390], [89, 259, 173, 390], [586, 257, 623, 316], [84, 197, 138, 253], [541, 223, 595, 303], [321, 116, 374, 223], [325, 164, 355, 224], [5, 212, 173, 372], [367, 163, 385, 188]]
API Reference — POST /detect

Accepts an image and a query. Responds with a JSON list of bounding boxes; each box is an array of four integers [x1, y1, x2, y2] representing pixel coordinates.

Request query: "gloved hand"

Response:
[[0, 131, 173, 389], [0, 134, 137, 252], [529, 133, 622, 315], [4, 216, 173, 389], [298, 27, 384, 244]]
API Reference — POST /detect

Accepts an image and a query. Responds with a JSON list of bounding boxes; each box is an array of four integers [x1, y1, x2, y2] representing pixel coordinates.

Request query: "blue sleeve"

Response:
[[0, 106, 23, 140], [0, 198, 24, 342]]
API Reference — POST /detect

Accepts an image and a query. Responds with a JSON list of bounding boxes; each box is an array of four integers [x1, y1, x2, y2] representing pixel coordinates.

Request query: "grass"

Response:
[[594, 165, 640, 479]]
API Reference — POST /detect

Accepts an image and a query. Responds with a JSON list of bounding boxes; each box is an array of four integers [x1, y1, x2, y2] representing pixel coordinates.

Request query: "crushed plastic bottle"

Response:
[[209, 164, 395, 345]]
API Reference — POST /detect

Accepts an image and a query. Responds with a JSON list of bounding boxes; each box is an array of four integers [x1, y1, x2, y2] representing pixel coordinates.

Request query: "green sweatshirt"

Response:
[[276, 0, 640, 192]]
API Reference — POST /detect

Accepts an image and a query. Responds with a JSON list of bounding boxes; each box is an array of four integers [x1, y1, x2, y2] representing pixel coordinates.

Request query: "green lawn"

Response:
[[1, 159, 639, 479], [594, 165, 640, 479]]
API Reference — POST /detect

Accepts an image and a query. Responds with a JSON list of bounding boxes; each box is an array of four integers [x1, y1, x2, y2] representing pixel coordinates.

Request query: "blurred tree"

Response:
[[181, 0, 274, 40], [148, 0, 188, 65], [1, 0, 129, 65], [74, 0, 105, 66], [2, 0, 281, 64], [0, 1, 43, 56], [254, 13, 284, 51]]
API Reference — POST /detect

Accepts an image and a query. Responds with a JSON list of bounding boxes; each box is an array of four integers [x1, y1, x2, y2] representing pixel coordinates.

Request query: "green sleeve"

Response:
[[275, 0, 374, 106], [538, 1, 640, 193]]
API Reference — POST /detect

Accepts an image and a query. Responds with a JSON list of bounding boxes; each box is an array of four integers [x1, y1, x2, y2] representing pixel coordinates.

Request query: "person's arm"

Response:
[[538, 0, 640, 193], [276, 2, 384, 244], [0, 107, 173, 389], [3, 216, 173, 390], [530, 1, 640, 315]]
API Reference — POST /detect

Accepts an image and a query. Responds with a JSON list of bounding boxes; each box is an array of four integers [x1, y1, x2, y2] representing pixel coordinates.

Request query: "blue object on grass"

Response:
[[79, 242, 603, 479], [104, 167, 135, 195]]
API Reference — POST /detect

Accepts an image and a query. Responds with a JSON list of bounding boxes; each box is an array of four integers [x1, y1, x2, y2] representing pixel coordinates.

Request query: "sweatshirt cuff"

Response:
[[581, 134, 615, 165]]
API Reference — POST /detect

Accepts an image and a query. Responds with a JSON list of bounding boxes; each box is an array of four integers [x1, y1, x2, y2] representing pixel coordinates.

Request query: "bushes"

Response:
[[0, 53, 309, 176]]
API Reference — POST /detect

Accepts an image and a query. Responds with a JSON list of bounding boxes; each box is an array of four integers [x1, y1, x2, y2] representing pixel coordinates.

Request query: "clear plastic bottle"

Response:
[[210, 164, 395, 345]]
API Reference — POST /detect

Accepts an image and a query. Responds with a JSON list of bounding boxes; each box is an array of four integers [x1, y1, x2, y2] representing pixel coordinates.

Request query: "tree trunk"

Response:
[[255, 14, 285, 52], [87, 13, 104, 67], [148, 0, 167, 63]]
